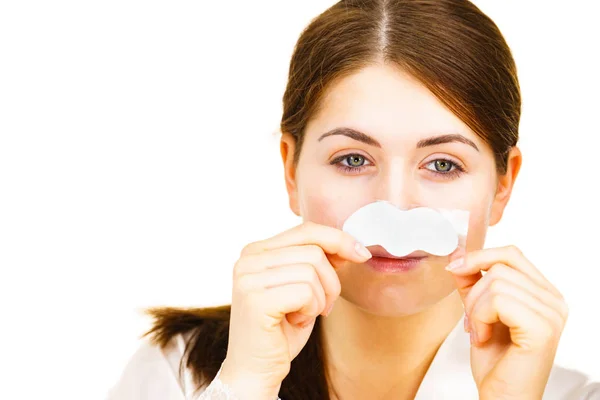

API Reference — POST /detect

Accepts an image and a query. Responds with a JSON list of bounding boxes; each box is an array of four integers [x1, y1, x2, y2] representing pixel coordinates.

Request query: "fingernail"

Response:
[[445, 257, 464, 271], [464, 315, 470, 332], [354, 242, 372, 259], [325, 302, 335, 317]]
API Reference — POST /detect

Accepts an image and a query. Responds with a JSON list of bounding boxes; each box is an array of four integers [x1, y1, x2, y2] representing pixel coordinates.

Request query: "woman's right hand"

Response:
[[218, 221, 372, 399]]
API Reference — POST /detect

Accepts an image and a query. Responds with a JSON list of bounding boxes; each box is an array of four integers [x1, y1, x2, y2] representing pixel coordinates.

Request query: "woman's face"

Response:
[[281, 64, 520, 316]]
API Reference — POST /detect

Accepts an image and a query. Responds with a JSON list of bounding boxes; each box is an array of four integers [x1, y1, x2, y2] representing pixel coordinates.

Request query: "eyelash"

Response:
[[423, 158, 466, 179], [330, 153, 372, 174], [330, 153, 466, 178]]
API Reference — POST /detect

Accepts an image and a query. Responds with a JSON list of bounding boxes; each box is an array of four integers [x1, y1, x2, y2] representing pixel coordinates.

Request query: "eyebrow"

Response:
[[318, 127, 479, 152], [318, 127, 381, 147], [416, 134, 479, 152]]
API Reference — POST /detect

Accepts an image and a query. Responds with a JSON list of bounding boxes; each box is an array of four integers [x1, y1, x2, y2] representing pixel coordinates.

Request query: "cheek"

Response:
[[298, 191, 356, 229], [464, 195, 493, 250], [297, 177, 372, 229], [296, 162, 372, 228]]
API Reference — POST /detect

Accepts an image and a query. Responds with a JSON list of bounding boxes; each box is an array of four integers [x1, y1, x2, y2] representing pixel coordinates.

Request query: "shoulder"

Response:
[[107, 334, 198, 400], [544, 363, 600, 399]]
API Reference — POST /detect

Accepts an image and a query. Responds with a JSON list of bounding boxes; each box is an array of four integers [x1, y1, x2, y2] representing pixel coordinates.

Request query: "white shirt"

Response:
[[107, 315, 600, 399]]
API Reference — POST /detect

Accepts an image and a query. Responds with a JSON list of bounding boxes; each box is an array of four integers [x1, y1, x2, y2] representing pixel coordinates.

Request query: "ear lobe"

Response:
[[280, 133, 300, 216], [489, 147, 522, 226]]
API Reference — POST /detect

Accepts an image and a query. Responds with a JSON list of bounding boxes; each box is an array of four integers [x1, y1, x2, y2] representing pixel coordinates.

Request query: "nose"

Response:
[[374, 162, 421, 210]]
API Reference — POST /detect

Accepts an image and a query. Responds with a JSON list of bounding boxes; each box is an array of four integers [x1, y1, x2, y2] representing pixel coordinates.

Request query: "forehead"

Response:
[[305, 64, 478, 144]]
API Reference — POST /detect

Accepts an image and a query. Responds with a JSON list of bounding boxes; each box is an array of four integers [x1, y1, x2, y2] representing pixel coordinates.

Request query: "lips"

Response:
[[366, 245, 428, 260]]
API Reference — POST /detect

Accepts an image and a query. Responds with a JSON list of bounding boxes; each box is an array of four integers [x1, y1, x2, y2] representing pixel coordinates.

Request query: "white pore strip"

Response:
[[342, 200, 470, 257]]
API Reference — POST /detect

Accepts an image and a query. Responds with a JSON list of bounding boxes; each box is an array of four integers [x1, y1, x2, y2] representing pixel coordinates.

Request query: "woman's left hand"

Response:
[[445, 245, 569, 399]]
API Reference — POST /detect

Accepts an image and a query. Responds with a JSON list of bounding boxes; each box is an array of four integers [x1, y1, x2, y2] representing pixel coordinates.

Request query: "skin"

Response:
[[277, 64, 567, 399]]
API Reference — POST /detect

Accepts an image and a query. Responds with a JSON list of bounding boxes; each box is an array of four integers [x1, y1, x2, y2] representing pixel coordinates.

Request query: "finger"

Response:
[[240, 221, 371, 263], [234, 245, 341, 312], [464, 263, 569, 327], [233, 271, 324, 330], [469, 280, 565, 350], [446, 247, 482, 306], [240, 280, 324, 329], [236, 263, 327, 324], [470, 292, 561, 395], [446, 245, 561, 298]]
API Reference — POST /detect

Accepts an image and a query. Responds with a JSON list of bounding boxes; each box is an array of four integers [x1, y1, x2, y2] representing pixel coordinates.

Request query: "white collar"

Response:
[[415, 314, 478, 398]]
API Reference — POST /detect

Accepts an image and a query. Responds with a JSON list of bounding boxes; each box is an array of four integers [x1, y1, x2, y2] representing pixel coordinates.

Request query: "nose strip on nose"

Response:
[[342, 200, 470, 257]]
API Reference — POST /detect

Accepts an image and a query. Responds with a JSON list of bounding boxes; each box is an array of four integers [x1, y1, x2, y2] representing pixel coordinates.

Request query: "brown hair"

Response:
[[146, 0, 520, 398]]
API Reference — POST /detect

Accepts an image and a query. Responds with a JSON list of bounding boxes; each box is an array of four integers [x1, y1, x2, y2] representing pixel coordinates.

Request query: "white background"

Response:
[[1, 1, 599, 399]]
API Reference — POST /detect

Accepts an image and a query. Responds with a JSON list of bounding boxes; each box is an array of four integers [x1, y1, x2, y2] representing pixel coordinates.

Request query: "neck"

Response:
[[320, 290, 464, 399]]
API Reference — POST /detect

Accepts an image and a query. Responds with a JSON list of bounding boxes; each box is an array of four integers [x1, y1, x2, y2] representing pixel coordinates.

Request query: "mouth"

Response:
[[365, 246, 428, 273]]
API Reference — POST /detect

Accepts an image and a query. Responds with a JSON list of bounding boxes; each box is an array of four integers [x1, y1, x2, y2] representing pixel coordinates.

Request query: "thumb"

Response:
[[446, 247, 482, 304], [327, 253, 353, 269]]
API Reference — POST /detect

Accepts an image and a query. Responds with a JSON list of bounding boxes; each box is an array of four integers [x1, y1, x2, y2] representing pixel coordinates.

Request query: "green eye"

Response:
[[346, 155, 365, 167], [423, 158, 465, 179], [331, 153, 373, 172], [434, 159, 453, 172]]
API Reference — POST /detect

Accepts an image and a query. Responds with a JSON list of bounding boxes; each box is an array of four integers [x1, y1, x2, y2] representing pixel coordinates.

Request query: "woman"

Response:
[[109, 0, 599, 399]]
